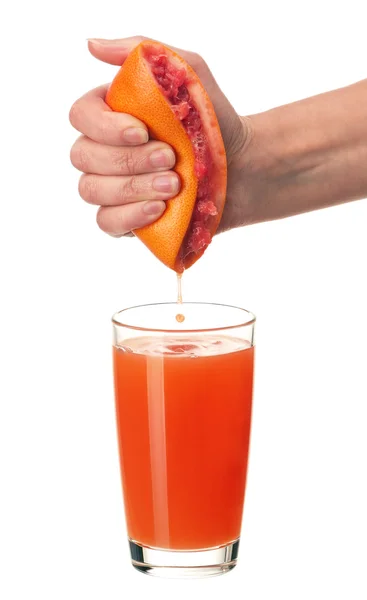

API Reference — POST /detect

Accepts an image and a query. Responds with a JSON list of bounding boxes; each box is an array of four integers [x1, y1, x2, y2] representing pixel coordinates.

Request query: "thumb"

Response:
[[87, 35, 207, 72], [87, 36, 246, 159], [87, 36, 148, 66]]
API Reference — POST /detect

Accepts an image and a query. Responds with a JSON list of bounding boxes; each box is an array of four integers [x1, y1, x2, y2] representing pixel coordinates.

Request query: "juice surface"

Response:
[[113, 335, 254, 550]]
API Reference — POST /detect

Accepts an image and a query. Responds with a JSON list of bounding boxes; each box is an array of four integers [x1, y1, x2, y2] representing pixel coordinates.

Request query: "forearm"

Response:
[[238, 79, 367, 226]]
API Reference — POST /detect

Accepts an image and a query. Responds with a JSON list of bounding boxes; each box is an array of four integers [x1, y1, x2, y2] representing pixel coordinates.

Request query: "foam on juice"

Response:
[[116, 335, 250, 358]]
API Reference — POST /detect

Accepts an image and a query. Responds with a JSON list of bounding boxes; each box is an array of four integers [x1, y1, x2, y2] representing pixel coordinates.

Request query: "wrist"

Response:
[[221, 114, 266, 231], [231, 105, 328, 226], [223, 80, 367, 232]]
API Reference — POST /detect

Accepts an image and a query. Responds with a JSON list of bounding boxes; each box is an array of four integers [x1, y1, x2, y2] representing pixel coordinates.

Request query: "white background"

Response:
[[1, 1, 366, 598]]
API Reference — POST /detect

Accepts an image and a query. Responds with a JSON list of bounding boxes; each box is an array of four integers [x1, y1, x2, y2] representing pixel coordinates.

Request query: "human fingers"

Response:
[[69, 84, 149, 146], [78, 171, 180, 206], [96, 201, 166, 236], [70, 136, 175, 176]]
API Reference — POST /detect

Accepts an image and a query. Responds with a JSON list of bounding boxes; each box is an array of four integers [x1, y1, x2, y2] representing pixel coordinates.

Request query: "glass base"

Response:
[[129, 538, 239, 579]]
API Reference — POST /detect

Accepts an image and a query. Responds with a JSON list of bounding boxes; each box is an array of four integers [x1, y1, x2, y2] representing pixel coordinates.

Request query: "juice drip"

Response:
[[176, 273, 185, 323], [177, 273, 182, 304]]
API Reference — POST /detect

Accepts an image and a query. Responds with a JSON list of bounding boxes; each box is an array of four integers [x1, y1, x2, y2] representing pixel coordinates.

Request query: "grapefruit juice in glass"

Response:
[[112, 302, 255, 578]]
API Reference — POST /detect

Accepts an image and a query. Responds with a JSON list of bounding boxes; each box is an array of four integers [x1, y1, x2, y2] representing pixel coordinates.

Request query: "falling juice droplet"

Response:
[[176, 273, 185, 323], [177, 273, 183, 304]]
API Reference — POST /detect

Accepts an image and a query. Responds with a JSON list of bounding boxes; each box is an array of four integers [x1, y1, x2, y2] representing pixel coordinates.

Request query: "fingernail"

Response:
[[150, 149, 175, 169], [153, 175, 179, 193], [87, 38, 110, 45], [143, 201, 166, 216], [87, 38, 125, 46], [123, 127, 149, 144]]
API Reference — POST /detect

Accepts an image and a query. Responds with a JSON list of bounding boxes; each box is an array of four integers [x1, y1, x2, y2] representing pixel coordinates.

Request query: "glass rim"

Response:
[[112, 302, 256, 334]]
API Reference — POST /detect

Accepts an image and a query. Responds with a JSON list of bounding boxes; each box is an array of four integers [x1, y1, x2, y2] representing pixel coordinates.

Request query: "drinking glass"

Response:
[[112, 302, 255, 578]]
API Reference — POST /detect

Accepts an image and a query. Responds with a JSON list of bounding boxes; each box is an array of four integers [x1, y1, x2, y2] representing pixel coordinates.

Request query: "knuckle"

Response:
[[189, 52, 210, 77], [96, 207, 108, 231], [132, 35, 147, 44], [98, 111, 117, 144], [78, 174, 98, 203], [69, 100, 84, 130], [98, 114, 110, 145], [112, 148, 137, 175], [96, 206, 129, 236], [70, 140, 89, 172], [189, 51, 204, 68], [119, 175, 140, 202]]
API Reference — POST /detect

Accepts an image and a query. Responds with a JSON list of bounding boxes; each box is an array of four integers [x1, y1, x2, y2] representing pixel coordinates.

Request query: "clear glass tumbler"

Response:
[[112, 302, 255, 578]]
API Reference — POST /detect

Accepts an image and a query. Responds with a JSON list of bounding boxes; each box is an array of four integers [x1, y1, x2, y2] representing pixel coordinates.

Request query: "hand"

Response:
[[69, 36, 250, 236]]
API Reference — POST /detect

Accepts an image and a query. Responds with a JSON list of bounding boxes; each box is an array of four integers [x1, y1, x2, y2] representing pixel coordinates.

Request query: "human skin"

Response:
[[69, 36, 367, 237]]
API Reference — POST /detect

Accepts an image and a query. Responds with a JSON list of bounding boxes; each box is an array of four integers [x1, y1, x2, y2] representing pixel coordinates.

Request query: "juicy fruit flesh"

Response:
[[146, 50, 218, 267]]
